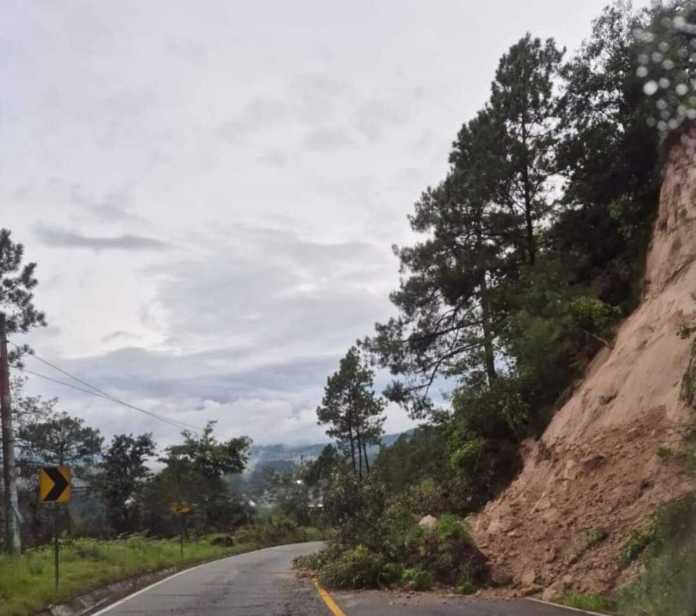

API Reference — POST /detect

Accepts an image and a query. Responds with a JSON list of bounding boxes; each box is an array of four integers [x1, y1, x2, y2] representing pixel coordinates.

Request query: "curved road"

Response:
[[93, 542, 586, 616], [93, 542, 328, 616]]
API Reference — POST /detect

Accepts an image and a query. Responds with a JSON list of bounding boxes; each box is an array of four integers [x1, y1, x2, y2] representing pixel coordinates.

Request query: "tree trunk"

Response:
[[520, 115, 536, 266], [356, 430, 364, 480], [348, 430, 357, 476], [480, 271, 498, 385]]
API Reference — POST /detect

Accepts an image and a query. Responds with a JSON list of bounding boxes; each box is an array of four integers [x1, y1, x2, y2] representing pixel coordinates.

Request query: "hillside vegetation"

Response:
[[291, 3, 696, 612]]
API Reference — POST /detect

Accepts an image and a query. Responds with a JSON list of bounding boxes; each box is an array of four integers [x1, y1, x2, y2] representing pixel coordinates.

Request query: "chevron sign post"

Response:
[[38, 466, 72, 590], [39, 466, 72, 504]]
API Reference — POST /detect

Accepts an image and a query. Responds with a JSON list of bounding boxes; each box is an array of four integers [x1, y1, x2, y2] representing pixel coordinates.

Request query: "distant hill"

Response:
[[247, 431, 409, 472]]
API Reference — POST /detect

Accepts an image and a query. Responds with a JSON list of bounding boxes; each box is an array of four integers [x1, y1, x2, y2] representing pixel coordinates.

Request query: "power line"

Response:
[[12, 344, 202, 433], [21, 367, 199, 432], [21, 368, 113, 401]]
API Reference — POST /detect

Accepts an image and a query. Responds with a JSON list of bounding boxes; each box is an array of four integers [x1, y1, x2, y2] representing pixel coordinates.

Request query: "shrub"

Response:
[[561, 592, 616, 613], [401, 567, 433, 591], [617, 524, 656, 569], [456, 577, 477, 595], [232, 515, 317, 547], [318, 545, 384, 590], [412, 515, 488, 586], [656, 446, 673, 460], [293, 543, 343, 572], [379, 562, 404, 587]]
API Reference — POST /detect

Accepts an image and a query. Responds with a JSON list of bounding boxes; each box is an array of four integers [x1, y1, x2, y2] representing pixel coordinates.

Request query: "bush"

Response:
[[561, 592, 616, 613], [293, 543, 343, 572], [401, 567, 433, 591], [232, 516, 319, 547], [412, 515, 488, 586], [318, 545, 384, 590], [456, 577, 477, 595], [379, 562, 404, 587], [617, 523, 656, 569]]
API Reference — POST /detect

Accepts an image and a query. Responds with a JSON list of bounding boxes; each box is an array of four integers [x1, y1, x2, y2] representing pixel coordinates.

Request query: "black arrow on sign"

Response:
[[43, 467, 69, 502]]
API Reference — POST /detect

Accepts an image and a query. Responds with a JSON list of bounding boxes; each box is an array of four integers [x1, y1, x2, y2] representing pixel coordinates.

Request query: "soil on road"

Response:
[[92, 542, 588, 616]]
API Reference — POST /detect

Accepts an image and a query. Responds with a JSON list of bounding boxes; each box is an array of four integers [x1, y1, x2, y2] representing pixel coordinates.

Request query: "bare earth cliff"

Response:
[[472, 135, 696, 599]]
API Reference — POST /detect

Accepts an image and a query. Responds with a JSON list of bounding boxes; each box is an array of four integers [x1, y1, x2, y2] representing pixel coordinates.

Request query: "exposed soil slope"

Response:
[[472, 134, 696, 599]]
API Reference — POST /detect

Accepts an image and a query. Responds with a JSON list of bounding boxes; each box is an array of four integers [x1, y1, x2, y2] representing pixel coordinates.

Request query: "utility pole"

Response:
[[0, 313, 21, 554]]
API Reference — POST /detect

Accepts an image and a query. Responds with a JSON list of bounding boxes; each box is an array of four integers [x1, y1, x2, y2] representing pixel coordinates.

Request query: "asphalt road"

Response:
[[331, 591, 584, 616], [93, 542, 585, 616], [93, 541, 328, 616]]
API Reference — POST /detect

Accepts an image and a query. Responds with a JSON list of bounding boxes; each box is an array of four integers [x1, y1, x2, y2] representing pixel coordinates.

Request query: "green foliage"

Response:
[[560, 592, 616, 613], [321, 467, 386, 551], [0, 228, 46, 341], [379, 562, 404, 587], [0, 536, 243, 616], [17, 412, 103, 477], [680, 339, 696, 408], [373, 426, 449, 498], [617, 494, 696, 616], [656, 446, 674, 460], [97, 433, 156, 534], [146, 421, 252, 533], [232, 516, 322, 547], [317, 346, 385, 478], [318, 545, 385, 590], [585, 528, 609, 551], [401, 567, 433, 591], [618, 523, 657, 569], [676, 321, 696, 340], [293, 542, 344, 572], [456, 577, 477, 595]]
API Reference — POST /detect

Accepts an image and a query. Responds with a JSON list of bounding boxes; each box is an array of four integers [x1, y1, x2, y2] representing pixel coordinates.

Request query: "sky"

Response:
[[2, 0, 653, 450]]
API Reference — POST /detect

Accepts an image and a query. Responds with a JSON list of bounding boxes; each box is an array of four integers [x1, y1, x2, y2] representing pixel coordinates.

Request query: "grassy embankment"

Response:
[[0, 524, 323, 616]]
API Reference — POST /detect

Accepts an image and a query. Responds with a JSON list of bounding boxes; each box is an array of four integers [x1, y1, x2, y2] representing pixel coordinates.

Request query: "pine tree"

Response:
[[488, 34, 564, 266], [364, 111, 515, 417], [316, 347, 385, 478]]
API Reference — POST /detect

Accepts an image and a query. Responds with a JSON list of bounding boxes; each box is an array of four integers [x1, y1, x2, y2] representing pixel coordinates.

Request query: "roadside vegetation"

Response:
[[0, 229, 326, 613], [292, 1, 696, 603], [2, 1, 696, 614], [0, 519, 323, 616]]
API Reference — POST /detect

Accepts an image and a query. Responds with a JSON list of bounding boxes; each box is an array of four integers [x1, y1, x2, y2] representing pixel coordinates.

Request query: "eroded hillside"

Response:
[[472, 132, 696, 600]]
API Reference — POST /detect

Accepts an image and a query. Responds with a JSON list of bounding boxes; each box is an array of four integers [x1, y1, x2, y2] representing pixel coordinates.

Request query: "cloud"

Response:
[[34, 225, 170, 251], [303, 126, 354, 152]]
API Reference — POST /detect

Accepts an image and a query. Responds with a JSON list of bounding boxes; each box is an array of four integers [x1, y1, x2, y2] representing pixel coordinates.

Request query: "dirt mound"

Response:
[[471, 132, 696, 599]]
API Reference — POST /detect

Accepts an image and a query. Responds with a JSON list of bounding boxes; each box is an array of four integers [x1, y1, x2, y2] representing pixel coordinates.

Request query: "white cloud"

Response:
[[2, 0, 653, 446]]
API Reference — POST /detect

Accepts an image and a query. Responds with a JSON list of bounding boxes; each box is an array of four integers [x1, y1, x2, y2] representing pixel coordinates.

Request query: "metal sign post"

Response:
[[170, 502, 192, 558], [53, 506, 59, 591], [39, 466, 72, 592]]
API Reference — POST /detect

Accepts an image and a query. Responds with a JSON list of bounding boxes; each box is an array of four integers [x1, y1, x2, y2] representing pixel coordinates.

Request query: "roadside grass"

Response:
[[558, 592, 616, 614], [0, 524, 323, 616]]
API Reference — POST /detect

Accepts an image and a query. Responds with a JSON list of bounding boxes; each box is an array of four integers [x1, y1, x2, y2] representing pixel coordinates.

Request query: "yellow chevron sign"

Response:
[[39, 466, 72, 504], [171, 501, 192, 514]]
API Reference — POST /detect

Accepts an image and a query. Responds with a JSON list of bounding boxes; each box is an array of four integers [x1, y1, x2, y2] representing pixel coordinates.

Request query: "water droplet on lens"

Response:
[[644, 81, 659, 96], [637, 66, 649, 78], [676, 83, 689, 96], [659, 78, 670, 89]]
